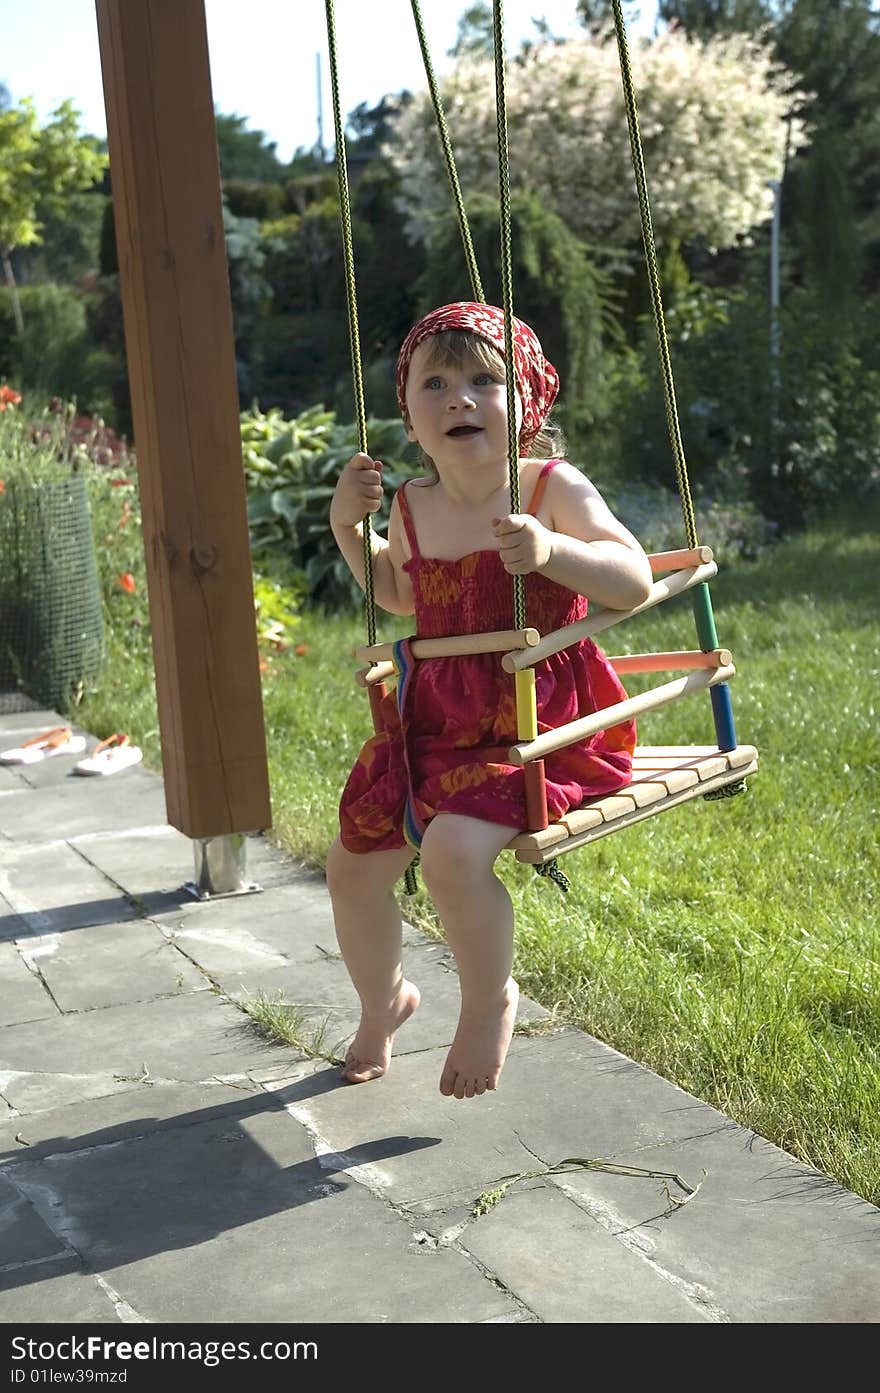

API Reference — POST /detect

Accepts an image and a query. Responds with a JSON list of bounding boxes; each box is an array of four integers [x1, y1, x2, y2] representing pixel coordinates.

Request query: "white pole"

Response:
[[769, 177, 781, 361], [316, 52, 325, 159]]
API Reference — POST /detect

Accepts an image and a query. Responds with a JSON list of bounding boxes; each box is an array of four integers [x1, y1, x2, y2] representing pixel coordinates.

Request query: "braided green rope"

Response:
[[704, 779, 748, 801], [403, 855, 420, 895], [410, 0, 485, 304], [535, 859, 571, 892], [492, 0, 526, 633], [610, 0, 698, 550], [325, 0, 378, 646]]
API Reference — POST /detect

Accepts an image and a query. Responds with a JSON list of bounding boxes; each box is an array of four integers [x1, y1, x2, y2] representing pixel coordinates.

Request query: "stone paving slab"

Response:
[[265, 1038, 880, 1324], [3, 1090, 515, 1324], [0, 773, 167, 842], [0, 764, 29, 796], [0, 892, 28, 946], [279, 1030, 735, 1210], [2, 748, 94, 791], [67, 824, 193, 897], [16, 919, 207, 1013], [0, 1077, 298, 1161], [0, 1170, 66, 1267], [451, 1183, 711, 1323], [0, 1065, 169, 1119], [0, 995, 296, 1110], [0, 942, 58, 1027], [550, 1123, 880, 1323], [0, 841, 138, 934], [160, 879, 340, 967], [70, 826, 296, 896], [0, 1259, 119, 1322]]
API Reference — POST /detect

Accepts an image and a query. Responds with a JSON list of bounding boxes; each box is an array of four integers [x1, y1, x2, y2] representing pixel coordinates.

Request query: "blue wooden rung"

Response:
[[710, 683, 738, 752]]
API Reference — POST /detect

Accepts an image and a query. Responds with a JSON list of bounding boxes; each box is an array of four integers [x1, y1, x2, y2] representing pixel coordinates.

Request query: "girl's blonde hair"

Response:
[[405, 329, 565, 476]]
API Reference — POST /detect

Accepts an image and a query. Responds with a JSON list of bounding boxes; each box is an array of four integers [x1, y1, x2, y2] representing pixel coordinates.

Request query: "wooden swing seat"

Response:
[[357, 548, 758, 868], [508, 743, 758, 864]]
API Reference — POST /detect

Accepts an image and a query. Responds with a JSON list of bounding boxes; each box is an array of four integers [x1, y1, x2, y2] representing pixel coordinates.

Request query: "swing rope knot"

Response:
[[703, 779, 749, 802], [535, 858, 571, 893]]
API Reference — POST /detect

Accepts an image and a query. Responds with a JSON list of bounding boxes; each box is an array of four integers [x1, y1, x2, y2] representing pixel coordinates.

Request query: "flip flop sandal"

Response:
[[74, 733, 143, 777], [0, 727, 87, 765]]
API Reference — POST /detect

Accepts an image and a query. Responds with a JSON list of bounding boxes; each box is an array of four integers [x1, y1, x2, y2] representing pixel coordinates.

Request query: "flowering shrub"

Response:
[[87, 460, 151, 642], [386, 27, 808, 254], [607, 481, 771, 564]]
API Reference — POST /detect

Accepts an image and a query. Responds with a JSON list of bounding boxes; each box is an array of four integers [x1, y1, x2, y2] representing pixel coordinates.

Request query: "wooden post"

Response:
[[95, 0, 271, 837]]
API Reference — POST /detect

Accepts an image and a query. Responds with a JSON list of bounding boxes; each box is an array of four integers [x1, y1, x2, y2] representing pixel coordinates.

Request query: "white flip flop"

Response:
[[74, 733, 143, 777], [0, 727, 87, 765]]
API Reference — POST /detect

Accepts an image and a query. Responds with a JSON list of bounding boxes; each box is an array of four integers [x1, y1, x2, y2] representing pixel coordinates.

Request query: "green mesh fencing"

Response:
[[0, 472, 104, 709]]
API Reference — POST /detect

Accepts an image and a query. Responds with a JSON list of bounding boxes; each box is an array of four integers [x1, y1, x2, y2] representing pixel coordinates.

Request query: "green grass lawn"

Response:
[[76, 507, 880, 1204]]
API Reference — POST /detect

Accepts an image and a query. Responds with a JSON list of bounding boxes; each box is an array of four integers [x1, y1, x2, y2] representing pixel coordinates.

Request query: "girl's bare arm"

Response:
[[494, 461, 653, 610], [330, 454, 414, 616]]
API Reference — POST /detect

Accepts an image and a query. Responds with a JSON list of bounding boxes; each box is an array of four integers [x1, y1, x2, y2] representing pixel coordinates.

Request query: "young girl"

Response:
[[327, 302, 652, 1101]]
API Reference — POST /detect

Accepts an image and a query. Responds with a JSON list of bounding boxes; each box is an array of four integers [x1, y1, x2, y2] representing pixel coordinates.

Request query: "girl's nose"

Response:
[[447, 390, 476, 410]]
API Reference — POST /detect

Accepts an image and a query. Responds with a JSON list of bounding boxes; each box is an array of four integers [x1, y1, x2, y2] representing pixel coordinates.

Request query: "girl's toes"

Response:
[[439, 1062, 457, 1096]]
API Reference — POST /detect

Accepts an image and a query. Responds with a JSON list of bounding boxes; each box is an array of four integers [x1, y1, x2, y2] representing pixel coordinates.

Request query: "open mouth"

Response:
[[446, 425, 482, 437]]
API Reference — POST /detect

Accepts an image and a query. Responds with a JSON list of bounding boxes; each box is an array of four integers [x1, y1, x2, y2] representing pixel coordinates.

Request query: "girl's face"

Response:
[[403, 338, 523, 472]]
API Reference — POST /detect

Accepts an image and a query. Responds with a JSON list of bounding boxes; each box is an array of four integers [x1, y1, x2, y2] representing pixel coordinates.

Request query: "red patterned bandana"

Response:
[[396, 301, 559, 447]]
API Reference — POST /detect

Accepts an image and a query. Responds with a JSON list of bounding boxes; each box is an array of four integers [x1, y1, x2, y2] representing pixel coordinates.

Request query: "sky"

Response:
[[1, 1, 658, 160]]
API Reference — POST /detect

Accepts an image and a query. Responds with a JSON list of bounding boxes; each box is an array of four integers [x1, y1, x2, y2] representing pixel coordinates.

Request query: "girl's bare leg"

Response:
[[419, 814, 519, 1100], [326, 838, 420, 1083]]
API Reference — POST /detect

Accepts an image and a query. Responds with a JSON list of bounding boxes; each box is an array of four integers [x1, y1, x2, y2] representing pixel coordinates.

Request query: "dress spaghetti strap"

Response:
[[396, 482, 421, 559], [527, 459, 560, 517]]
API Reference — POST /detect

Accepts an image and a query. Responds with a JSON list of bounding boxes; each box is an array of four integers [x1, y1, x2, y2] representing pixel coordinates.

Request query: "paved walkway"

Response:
[[1, 705, 877, 1324]]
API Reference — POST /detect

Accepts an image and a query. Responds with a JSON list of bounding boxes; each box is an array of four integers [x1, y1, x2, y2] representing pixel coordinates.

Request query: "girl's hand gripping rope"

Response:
[[330, 453, 384, 529], [492, 513, 553, 576]]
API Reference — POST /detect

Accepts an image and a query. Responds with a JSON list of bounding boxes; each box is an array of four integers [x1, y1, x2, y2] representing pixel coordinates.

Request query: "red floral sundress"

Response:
[[339, 461, 636, 853]]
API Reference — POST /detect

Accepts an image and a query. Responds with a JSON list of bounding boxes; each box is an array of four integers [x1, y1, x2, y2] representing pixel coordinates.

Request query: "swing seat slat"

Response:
[[508, 744, 758, 863]]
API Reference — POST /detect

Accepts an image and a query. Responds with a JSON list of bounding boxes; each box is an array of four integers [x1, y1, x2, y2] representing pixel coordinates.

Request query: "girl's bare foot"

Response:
[[439, 979, 519, 1100], [342, 981, 421, 1084]]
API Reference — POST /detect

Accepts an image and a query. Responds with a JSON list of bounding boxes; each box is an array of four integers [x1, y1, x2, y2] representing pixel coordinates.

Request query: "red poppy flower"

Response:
[[295, 644, 309, 657], [0, 385, 22, 409], [117, 572, 137, 594]]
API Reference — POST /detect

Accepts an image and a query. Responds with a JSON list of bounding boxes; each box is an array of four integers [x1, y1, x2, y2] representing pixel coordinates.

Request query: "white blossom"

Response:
[[385, 27, 808, 253]]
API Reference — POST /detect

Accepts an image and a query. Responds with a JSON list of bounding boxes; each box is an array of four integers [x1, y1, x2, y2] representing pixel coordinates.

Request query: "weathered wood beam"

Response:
[[95, 0, 271, 837]]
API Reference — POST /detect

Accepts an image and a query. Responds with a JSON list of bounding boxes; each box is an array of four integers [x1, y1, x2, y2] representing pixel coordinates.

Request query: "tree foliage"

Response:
[[774, 2, 880, 297], [656, 1, 773, 35], [386, 26, 807, 256], [449, 2, 495, 59], [0, 99, 106, 256], [656, 3, 880, 296], [0, 97, 106, 334], [576, 1, 645, 33], [214, 111, 288, 183]]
